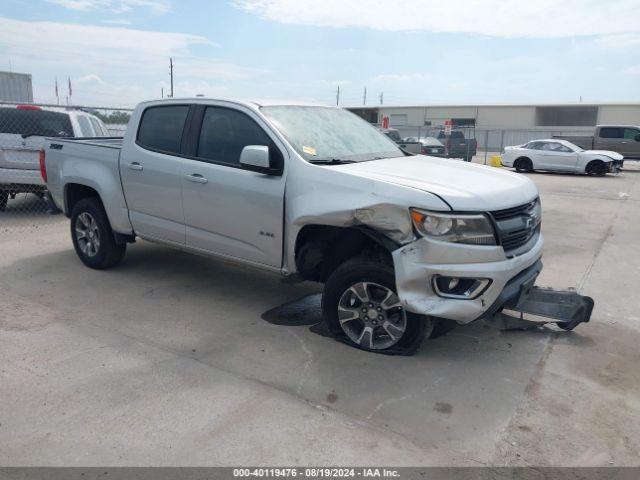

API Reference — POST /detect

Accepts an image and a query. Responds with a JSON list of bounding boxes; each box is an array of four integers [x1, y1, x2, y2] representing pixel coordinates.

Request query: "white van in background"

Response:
[[0, 104, 110, 211]]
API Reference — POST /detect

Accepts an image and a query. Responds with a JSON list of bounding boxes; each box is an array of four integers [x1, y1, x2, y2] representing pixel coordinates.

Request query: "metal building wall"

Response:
[[0, 71, 34, 103]]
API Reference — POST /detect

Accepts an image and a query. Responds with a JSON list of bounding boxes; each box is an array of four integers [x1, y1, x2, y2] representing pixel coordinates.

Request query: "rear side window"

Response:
[[196, 107, 272, 167], [0, 108, 73, 137], [89, 117, 106, 136], [599, 127, 623, 139], [137, 105, 189, 154], [77, 116, 94, 136]]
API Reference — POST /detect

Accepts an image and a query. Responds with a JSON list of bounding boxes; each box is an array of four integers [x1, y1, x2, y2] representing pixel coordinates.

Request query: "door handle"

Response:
[[128, 162, 143, 171], [185, 173, 208, 184]]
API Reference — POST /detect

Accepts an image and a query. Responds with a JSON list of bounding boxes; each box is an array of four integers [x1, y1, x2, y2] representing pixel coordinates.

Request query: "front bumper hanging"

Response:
[[487, 285, 594, 331]]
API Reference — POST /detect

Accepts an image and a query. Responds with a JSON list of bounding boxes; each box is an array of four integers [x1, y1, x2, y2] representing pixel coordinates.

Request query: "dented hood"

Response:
[[337, 155, 539, 211]]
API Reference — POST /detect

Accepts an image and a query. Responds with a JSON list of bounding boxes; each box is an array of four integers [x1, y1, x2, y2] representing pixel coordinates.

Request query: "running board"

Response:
[[486, 287, 594, 331]]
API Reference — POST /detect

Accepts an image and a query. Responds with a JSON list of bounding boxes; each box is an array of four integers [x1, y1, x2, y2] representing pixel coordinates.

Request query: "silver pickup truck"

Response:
[[43, 98, 593, 354]]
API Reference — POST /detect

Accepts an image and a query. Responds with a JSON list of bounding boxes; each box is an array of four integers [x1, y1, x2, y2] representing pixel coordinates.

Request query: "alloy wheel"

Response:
[[337, 282, 407, 350]]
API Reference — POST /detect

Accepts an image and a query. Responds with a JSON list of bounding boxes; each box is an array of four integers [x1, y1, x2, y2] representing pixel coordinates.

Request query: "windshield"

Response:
[[261, 106, 402, 162], [564, 141, 583, 152]]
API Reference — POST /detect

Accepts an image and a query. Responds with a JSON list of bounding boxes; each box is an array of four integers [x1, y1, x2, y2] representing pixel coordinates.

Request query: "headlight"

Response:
[[410, 208, 497, 245]]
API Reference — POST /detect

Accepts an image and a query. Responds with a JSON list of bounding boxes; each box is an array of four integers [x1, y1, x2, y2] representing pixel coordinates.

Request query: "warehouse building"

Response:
[[348, 103, 640, 150], [0, 71, 33, 103]]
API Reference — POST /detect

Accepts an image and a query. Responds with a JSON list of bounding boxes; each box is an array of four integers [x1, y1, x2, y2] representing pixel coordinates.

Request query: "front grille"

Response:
[[490, 198, 540, 255], [491, 199, 538, 220]]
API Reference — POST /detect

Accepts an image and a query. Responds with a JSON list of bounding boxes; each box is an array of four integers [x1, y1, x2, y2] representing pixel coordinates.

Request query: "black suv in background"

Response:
[[437, 130, 477, 162]]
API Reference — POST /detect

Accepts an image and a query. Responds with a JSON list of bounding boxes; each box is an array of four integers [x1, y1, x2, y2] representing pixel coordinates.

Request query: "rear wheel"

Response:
[[514, 157, 533, 173], [322, 256, 431, 355], [70, 197, 126, 269], [0, 190, 7, 212], [586, 160, 606, 176]]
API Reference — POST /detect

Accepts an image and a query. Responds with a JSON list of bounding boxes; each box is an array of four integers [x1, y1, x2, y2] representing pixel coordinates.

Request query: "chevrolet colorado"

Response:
[[43, 98, 591, 354]]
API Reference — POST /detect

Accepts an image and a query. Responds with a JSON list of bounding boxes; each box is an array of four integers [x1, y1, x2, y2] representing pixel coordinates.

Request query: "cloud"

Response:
[[372, 73, 432, 83], [232, 0, 640, 38], [47, 0, 170, 14], [0, 17, 266, 106], [624, 65, 640, 76], [102, 18, 133, 25], [75, 73, 108, 85], [593, 33, 640, 49]]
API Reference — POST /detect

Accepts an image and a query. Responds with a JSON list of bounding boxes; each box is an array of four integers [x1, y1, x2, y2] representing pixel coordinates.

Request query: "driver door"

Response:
[[538, 142, 578, 171], [181, 104, 287, 267]]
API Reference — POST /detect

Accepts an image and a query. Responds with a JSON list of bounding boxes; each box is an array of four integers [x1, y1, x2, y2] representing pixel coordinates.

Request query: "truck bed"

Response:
[[52, 136, 124, 149]]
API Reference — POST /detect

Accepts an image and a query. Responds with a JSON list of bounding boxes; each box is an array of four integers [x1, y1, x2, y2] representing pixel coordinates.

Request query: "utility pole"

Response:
[[336, 85, 340, 106], [363, 87, 367, 106], [161, 87, 164, 99], [169, 57, 174, 98], [379, 92, 384, 105]]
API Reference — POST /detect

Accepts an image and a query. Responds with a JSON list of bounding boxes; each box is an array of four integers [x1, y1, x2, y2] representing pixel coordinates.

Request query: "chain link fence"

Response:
[[0, 102, 132, 236], [386, 123, 595, 163]]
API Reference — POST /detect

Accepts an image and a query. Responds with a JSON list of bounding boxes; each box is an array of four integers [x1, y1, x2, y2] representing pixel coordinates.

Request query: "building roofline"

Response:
[[346, 101, 640, 109]]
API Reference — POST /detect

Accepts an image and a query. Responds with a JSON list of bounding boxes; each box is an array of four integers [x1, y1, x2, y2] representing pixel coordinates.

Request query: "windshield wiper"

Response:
[[308, 158, 355, 165]]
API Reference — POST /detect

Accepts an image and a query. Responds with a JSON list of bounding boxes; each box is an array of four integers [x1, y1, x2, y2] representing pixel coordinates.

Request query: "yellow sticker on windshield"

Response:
[[302, 146, 317, 156]]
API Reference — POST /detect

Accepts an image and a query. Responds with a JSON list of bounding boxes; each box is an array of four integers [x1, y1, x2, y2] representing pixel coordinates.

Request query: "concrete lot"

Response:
[[1, 163, 639, 466]]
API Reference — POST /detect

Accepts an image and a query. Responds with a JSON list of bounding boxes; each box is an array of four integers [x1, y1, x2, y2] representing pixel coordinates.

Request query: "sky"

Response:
[[1, 0, 639, 108]]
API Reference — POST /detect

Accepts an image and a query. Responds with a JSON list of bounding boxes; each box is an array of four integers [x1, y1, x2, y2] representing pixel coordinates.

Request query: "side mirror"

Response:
[[239, 145, 276, 175], [635, 133, 640, 142]]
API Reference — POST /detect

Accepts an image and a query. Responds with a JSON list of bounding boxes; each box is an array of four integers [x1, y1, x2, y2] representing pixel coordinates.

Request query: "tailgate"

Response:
[[0, 146, 40, 170], [0, 134, 44, 170]]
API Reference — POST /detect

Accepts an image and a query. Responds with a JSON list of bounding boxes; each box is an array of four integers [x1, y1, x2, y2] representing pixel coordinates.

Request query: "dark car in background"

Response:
[[437, 130, 477, 162], [404, 136, 446, 157], [378, 127, 422, 154]]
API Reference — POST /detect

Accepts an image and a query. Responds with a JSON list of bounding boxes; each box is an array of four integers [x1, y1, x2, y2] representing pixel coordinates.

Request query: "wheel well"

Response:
[[585, 159, 605, 173], [515, 156, 531, 164], [65, 183, 100, 217], [294, 225, 394, 283]]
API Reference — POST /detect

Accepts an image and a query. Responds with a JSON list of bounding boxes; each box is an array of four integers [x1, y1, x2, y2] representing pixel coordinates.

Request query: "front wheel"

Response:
[[70, 197, 126, 269], [514, 157, 533, 173], [586, 160, 606, 176], [322, 257, 431, 355]]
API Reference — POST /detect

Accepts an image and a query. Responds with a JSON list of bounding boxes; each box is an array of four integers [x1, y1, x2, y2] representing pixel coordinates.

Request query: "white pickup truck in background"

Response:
[[42, 98, 594, 354], [0, 104, 110, 211]]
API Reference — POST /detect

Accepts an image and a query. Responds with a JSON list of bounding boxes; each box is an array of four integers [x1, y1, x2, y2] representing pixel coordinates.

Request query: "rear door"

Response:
[[119, 104, 191, 245], [181, 104, 286, 267]]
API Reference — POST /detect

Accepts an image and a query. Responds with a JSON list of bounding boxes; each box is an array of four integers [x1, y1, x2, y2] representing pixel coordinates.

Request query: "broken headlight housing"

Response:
[[410, 208, 497, 245]]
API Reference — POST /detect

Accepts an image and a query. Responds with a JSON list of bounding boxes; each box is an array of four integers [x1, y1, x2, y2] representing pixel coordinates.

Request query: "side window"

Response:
[[77, 116, 94, 137], [89, 117, 106, 136], [600, 127, 623, 139], [527, 142, 543, 150], [196, 107, 272, 167], [137, 105, 189, 154], [623, 128, 639, 140]]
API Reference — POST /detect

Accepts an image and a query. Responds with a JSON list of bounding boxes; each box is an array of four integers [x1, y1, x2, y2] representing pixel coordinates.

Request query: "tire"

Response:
[[70, 197, 126, 269], [586, 160, 606, 176], [514, 157, 533, 173], [322, 256, 432, 355], [464, 156, 473, 162], [0, 190, 7, 212]]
